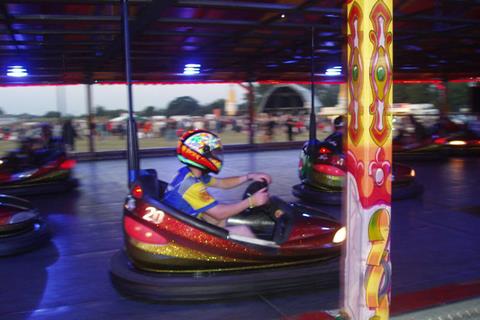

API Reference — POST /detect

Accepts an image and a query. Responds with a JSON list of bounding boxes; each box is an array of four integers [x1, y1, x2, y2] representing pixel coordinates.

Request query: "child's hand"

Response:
[[247, 172, 272, 184], [251, 187, 269, 207]]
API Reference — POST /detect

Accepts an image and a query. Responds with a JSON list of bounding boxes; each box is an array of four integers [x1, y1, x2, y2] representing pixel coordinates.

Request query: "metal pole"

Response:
[[122, 0, 139, 187], [248, 80, 255, 145], [308, 27, 317, 153], [86, 82, 95, 153], [56, 86, 66, 117]]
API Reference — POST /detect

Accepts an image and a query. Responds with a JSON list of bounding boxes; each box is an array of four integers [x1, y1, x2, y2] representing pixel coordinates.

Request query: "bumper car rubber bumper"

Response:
[[394, 148, 449, 162], [110, 250, 339, 302], [0, 218, 50, 256], [0, 177, 79, 196]]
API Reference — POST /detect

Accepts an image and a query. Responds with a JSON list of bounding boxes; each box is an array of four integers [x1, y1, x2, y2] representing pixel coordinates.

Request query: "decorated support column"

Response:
[[343, 1, 393, 319]]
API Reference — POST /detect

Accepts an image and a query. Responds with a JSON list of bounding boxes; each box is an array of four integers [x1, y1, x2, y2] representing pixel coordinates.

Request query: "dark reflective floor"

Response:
[[1, 151, 479, 320]]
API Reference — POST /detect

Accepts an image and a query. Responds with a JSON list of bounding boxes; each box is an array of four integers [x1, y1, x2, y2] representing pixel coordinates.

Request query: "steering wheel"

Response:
[[242, 179, 273, 216], [242, 180, 293, 244], [243, 180, 284, 218], [243, 179, 268, 199]]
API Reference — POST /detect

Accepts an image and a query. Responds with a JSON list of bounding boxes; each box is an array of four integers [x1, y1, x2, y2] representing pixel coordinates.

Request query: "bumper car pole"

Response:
[[342, 1, 394, 319], [308, 27, 317, 156], [309, 27, 316, 140], [122, 0, 140, 188]]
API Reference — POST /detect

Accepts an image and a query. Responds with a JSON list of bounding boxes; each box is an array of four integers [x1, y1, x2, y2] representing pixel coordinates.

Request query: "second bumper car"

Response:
[[441, 130, 480, 156], [393, 138, 448, 161], [292, 141, 424, 205]]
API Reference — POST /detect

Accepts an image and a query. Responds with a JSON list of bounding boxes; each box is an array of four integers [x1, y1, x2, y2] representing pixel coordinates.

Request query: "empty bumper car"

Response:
[[393, 137, 448, 161], [0, 194, 50, 256], [292, 141, 424, 205], [0, 145, 78, 196], [110, 170, 345, 301], [441, 130, 480, 156]]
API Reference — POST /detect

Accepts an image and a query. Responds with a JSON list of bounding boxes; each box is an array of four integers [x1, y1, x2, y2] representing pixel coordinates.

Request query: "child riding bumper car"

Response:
[[111, 130, 345, 301], [293, 116, 423, 205], [0, 133, 78, 196]]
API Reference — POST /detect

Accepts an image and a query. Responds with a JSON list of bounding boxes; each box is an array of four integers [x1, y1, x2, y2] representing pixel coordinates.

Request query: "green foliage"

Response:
[[43, 111, 61, 118], [237, 102, 248, 114], [140, 106, 157, 117], [166, 96, 201, 116], [393, 84, 439, 104], [95, 106, 127, 118], [254, 84, 273, 102], [393, 83, 471, 112], [0, 107, 4, 115], [316, 84, 339, 107], [203, 99, 226, 115], [447, 83, 470, 112]]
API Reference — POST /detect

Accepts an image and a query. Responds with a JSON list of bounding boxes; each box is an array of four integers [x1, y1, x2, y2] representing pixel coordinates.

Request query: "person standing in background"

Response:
[[62, 119, 78, 151]]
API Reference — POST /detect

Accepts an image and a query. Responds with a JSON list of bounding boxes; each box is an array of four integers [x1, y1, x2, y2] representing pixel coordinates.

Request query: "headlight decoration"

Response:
[[410, 169, 416, 177], [12, 169, 36, 180], [125, 196, 136, 211], [333, 226, 346, 244], [448, 140, 466, 146]]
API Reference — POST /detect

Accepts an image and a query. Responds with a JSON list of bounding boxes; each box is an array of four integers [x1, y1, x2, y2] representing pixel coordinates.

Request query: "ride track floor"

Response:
[[0, 150, 479, 320]]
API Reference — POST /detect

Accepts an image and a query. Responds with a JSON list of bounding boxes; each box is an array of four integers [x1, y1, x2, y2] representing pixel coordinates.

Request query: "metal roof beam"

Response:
[[155, 17, 339, 30], [396, 14, 480, 25], [176, 0, 342, 15], [3, 0, 149, 4], [92, 0, 178, 73], [0, 28, 119, 35], [0, 3, 20, 52], [9, 14, 121, 22], [6, 14, 340, 30]]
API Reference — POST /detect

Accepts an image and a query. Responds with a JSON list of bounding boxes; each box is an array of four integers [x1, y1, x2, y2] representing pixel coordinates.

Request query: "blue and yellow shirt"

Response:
[[163, 166, 218, 217]]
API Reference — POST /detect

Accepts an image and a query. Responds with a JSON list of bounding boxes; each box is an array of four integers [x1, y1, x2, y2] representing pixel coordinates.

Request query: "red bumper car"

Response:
[[0, 145, 78, 196], [110, 170, 345, 301], [0, 194, 50, 256], [293, 141, 424, 205]]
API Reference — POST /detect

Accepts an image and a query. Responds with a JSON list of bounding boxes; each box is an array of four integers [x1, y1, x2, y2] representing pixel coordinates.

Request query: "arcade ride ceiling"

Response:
[[0, 0, 479, 84]]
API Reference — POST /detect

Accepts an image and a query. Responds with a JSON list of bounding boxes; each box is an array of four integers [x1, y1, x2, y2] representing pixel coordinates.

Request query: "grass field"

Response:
[[0, 130, 327, 155]]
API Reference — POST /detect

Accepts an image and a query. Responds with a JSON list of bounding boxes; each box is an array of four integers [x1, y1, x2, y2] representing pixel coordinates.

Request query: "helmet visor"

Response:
[[210, 148, 224, 162]]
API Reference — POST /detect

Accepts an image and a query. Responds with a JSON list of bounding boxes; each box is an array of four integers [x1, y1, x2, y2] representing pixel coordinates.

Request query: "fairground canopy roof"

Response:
[[1, 0, 479, 85]]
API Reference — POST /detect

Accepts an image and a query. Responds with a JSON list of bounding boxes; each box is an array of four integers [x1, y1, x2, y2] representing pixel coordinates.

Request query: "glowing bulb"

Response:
[[7, 66, 28, 77], [448, 140, 466, 146], [325, 66, 342, 76], [183, 63, 201, 75], [333, 227, 346, 243]]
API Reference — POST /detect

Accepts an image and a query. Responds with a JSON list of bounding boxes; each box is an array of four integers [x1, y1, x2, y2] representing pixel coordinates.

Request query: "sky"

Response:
[[0, 83, 247, 116]]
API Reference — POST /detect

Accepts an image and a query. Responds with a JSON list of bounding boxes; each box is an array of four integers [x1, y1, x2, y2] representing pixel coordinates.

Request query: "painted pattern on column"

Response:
[[347, 2, 364, 146], [344, 0, 393, 319], [369, 1, 393, 147]]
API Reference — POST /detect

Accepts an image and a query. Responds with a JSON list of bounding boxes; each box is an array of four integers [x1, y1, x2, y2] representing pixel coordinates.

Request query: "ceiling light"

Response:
[[325, 66, 342, 76], [183, 63, 201, 75], [7, 65, 28, 77]]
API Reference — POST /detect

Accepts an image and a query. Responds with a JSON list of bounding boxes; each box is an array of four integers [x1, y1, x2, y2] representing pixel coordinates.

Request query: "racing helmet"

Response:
[[177, 129, 224, 174]]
